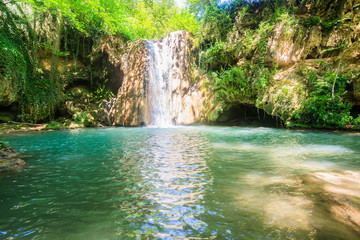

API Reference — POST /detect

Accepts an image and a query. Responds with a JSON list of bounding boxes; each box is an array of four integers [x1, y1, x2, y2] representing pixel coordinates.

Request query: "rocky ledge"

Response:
[[0, 143, 26, 172]]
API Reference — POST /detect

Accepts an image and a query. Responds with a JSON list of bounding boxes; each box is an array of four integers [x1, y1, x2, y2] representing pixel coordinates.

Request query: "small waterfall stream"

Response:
[[146, 39, 173, 127], [146, 32, 186, 127]]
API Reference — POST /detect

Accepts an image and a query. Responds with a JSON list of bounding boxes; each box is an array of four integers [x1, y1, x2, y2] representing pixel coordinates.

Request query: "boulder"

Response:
[[0, 143, 26, 172]]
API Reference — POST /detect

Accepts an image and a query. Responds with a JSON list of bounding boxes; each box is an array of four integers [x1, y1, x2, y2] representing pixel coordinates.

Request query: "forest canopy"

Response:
[[14, 0, 248, 40], [17, 0, 201, 40]]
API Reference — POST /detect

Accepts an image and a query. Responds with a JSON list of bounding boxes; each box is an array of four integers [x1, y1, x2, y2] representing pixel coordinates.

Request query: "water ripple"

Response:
[[0, 127, 360, 239]]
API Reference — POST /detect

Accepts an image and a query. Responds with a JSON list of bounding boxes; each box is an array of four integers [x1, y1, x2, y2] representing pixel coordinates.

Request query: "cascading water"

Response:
[[111, 31, 203, 127], [146, 39, 174, 127]]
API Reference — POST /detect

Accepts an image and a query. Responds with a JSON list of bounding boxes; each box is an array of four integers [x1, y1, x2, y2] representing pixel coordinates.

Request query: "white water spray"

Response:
[[146, 31, 189, 127], [146, 40, 173, 127]]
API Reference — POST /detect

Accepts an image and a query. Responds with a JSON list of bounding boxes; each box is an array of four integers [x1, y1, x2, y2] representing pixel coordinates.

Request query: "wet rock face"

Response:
[[0, 79, 18, 107], [110, 31, 204, 126], [110, 41, 148, 126], [167, 32, 203, 125], [0, 144, 26, 172]]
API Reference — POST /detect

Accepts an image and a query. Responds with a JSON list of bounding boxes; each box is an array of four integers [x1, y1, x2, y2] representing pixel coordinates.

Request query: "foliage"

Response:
[[303, 16, 321, 27], [73, 111, 95, 127], [65, 85, 108, 127], [212, 64, 274, 108], [45, 121, 63, 129], [166, 9, 201, 38], [202, 3, 234, 42], [0, 28, 27, 104], [129, 1, 200, 40], [267, 85, 297, 122], [274, 7, 298, 35], [0, 141, 9, 149], [321, 19, 341, 29], [213, 66, 255, 103], [303, 15, 341, 30], [21, 0, 200, 40], [0, 2, 61, 123], [320, 43, 349, 55], [186, 0, 215, 16], [91, 85, 114, 103], [290, 70, 353, 128], [204, 42, 236, 70], [20, 72, 62, 122]]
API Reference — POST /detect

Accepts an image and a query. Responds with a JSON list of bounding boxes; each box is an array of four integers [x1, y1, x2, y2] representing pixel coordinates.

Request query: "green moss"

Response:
[[303, 15, 340, 30], [45, 121, 64, 129], [303, 16, 321, 27], [0, 141, 8, 149], [0, 115, 12, 123]]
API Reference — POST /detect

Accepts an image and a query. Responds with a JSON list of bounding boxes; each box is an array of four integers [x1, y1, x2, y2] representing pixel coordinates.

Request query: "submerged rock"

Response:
[[0, 143, 26, 172], [303, 171, 360, 234]]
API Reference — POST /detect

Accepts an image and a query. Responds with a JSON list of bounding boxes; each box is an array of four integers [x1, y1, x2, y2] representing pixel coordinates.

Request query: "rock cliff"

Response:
[[209, 0, 360, 127]]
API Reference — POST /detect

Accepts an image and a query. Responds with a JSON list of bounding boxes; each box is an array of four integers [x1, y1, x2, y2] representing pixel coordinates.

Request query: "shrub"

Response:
[[45, 121, 63, 129], [205, 42, 236, 71], [0, 141, 8, 149], [212, 64, 274, 109], [290, 70, 353, 128]]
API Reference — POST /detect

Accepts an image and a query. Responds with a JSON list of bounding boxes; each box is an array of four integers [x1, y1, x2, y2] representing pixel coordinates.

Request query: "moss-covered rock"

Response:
[[204, 0, 360, 128], [0, 142, 26, 172]]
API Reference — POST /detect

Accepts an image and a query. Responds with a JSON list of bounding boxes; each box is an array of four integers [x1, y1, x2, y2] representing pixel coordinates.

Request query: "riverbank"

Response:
[[1, 120, 360, 137], [0, 121, 92, 135]]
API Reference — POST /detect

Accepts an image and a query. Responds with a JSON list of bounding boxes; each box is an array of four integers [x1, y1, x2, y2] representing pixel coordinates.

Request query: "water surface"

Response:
[[1, 127, 360, 239]]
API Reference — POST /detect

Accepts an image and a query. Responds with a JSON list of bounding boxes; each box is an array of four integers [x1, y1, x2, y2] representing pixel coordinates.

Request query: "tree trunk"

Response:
[[49, 12, 63, 84]]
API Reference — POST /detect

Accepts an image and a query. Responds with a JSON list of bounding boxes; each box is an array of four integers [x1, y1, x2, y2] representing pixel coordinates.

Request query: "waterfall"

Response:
[[146, 36, 177, 127], [111, 31, 204, 127], [146, 40, 173, 127]]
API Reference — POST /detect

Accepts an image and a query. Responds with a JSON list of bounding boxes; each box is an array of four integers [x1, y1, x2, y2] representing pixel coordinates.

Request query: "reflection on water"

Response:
[[113, 128, 212, 238], [0, 127, 360, 239]]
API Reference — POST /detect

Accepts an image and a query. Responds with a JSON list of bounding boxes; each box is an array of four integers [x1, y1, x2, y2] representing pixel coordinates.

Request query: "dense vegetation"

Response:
[[0, 0, 359, 129], [0, 0, 199, 123], [190, 0, 360, 129]]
